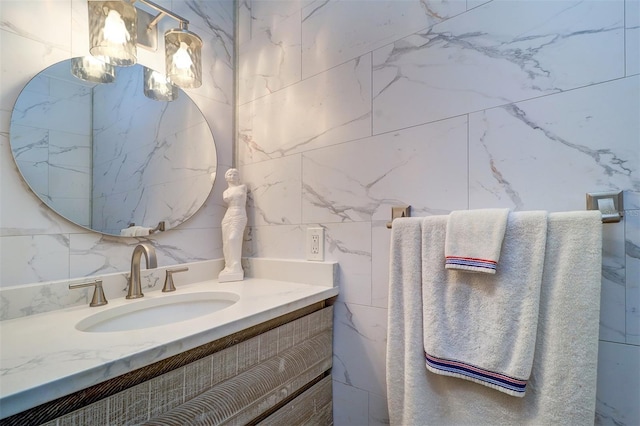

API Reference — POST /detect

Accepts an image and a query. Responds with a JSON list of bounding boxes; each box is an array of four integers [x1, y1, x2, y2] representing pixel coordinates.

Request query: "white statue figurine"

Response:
[[218, 168, 248, 283]]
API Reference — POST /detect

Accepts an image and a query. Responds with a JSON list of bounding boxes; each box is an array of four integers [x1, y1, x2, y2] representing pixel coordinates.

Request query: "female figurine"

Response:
[[219, 168, 247, 282]]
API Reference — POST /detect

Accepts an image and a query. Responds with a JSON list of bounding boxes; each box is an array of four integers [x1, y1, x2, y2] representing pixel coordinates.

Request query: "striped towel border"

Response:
[[445, 256, 497, 272], [425, 352, 527, 397]]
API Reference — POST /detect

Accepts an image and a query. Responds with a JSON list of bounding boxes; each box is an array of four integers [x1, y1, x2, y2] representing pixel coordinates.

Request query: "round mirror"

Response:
[[9, 58, 217, 236]]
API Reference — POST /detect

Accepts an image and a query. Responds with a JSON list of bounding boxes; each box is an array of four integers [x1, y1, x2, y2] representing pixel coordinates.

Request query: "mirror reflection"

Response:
[[10, 59, 217, 236]]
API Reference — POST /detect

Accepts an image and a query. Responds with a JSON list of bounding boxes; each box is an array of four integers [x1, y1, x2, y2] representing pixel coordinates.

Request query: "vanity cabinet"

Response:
[[7, 303, 334, 426]]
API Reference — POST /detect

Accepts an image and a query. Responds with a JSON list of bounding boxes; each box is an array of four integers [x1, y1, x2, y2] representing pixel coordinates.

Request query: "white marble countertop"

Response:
[[0, 275, 338, 419]]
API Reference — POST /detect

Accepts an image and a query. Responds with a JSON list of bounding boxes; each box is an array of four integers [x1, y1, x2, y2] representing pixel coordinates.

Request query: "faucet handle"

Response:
[[163, 267, 189, 292], [69, 280, 108, 307]]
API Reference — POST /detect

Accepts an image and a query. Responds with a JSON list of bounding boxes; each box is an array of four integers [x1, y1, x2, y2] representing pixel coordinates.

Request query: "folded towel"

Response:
[[424, 211, 547, 397], [445, 208, 510, 274], [120, 226, 151, 237]]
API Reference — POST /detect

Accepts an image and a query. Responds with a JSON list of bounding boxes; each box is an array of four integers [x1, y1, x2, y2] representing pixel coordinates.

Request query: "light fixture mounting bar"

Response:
[[136, 0, 189, 29]]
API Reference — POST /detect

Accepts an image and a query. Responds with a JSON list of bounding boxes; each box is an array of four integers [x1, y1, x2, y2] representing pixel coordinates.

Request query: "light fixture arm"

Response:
[[135, 0, 189, 30]]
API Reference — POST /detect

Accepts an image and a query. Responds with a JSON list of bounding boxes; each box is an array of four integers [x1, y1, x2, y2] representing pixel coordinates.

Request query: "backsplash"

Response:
[[0, 0, 234, 287], [0, 259, 223, 321], [237, 0, 639, 425], [0, 257, 336, 321]]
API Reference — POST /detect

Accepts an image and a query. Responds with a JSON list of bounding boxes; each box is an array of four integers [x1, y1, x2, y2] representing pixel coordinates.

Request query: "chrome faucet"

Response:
[[126, 243, 158, 299]]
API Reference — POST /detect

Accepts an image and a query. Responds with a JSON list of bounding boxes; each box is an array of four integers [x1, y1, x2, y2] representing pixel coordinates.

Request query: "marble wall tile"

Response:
[[301, 0, 466, 78], [332, 380, 369, 426], [368, 391, 391, 426], [0, 0, 71, 52], [468, 76, 639, 212], [0, 30, 70, 111], [373, 0, 625, 134], [332, 302, 388, 398], [595, 341, 640, 425], [466, 0, 492, 9], [70, 0, 90, 57], [0, 276, 85, 320], [626, 0, 640, 76], [322, 222, 372, 306], [0, 234, 70, 286], [244, 224, 304, 259], [189, 93, 234, 168], [238, 4, 301, 104], [242, 155, 302, 226], [237, 1, 639, 424], [626, 203, 640, 344], [68, 234, 145, 279], [301, 115, 468, 224], [68, 228, 222, 281], [240, 0, 305, 46], [371, 221, 391, 309], [169, 0, 235, 106], [238, 56, 371, 165], [600, 223, 628, 343], [625, 190, 640, 210]]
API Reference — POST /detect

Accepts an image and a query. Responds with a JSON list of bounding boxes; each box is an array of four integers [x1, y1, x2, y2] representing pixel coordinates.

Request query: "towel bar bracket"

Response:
[[586, 191, 623, 223], [387, 206, 411, 229]]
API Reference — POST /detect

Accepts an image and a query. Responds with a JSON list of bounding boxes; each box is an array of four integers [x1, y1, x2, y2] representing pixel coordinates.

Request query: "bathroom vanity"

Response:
[[0, 258, 338, 425]]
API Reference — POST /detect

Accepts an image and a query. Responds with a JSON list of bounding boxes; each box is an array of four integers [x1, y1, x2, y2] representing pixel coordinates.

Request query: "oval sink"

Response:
[[76, 292, 239, 333]]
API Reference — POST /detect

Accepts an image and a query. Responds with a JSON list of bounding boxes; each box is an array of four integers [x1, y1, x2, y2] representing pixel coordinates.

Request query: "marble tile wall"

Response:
[[237, 0, 640, 424], [0, 1, 234, 287]]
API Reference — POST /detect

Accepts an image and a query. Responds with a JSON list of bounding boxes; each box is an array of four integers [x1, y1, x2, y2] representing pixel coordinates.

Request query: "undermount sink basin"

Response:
[[76, 291, 239, 333]]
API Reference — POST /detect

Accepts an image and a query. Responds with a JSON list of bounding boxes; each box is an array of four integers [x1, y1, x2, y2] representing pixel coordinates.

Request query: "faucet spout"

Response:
[[126, 243, 158, 299]]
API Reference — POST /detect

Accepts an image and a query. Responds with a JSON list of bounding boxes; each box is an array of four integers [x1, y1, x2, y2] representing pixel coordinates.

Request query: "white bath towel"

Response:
[[120, 226, 151, 237], [425, 211, 547, 397], [445, 208, 510, 273], [387, 210, 602, 425]]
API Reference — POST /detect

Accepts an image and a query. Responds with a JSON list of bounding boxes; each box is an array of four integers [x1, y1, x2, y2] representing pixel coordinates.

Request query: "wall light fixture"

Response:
[[87, 0, 203, 90], [88, 1, 137, 66]]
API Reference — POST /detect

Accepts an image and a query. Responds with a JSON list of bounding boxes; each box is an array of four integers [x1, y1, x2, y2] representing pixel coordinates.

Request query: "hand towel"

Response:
[[387, 210, 602, 425], [426, 211, 547, 397], [387, 216, 425, 426], [120, 226, 151, 237], [445, 208, 510, 274]]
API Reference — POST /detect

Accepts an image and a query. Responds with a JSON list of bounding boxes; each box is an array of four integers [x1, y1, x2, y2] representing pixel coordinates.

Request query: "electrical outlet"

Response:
[[306, 227, 324, 261]]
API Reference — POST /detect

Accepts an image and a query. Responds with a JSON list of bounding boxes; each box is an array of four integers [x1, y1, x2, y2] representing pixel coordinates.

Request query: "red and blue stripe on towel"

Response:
[[445, 256, 498, 272], [425, 352, 527, 395]]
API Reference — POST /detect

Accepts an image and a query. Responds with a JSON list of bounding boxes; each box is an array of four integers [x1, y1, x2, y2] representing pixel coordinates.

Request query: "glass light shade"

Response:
[[143, 67, 178, 102], [165, 29, 202, 88], [88, 1, 137, 66], [71, 56, 116, 83]]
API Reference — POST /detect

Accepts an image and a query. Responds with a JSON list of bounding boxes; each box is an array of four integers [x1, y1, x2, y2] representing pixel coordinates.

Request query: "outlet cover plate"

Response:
[[306, 228, 324, 261]]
